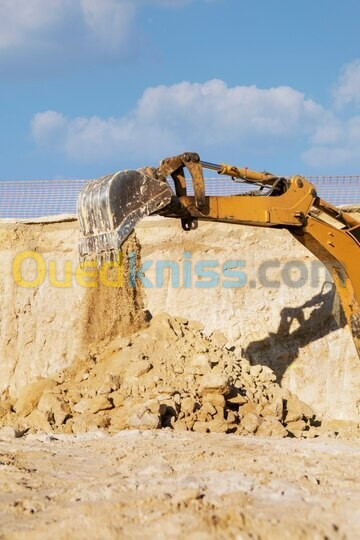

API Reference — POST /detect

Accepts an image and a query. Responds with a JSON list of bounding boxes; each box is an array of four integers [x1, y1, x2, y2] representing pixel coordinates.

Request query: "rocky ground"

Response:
[[1, 313, 359, 538], [3, 313, 359, 440], [0, 429, 360, 539]]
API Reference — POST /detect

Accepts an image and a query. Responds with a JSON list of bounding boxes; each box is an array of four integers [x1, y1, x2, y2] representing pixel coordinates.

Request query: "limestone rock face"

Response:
[[0, 219, 145, 398], [0, 213, 359, 423], [135, 216, 360, 421]]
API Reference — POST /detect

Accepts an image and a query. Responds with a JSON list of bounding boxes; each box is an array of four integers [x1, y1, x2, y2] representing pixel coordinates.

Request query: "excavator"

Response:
[[77, 152, 360, 357]]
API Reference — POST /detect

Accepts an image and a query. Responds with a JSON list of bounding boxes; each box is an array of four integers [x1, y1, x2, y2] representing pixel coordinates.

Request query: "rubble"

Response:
[[0, 313, 337, 439]]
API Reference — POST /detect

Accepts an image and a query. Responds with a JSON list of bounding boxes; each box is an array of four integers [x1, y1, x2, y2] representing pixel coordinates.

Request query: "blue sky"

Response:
[[1, 0, 360, 180]]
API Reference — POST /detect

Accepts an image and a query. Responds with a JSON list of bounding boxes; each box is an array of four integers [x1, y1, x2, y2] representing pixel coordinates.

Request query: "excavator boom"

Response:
[[77, 152, 360, 356]]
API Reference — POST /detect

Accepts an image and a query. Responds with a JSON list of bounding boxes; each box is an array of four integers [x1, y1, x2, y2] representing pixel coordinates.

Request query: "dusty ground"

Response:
[[1, 213, 359, 538], [0, 429, 359, 540]]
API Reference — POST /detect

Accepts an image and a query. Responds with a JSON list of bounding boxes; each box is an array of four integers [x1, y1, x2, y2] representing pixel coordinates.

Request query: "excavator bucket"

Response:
[[77, 169, 173, 263]]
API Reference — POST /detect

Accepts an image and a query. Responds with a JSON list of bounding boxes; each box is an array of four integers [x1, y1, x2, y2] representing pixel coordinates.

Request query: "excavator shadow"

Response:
[[243, 282, 346, 383]]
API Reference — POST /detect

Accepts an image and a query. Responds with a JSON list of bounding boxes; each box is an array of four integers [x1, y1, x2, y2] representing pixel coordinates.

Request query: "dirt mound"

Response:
[[2, 215, 360, 421], [0, 313, 337, 439]]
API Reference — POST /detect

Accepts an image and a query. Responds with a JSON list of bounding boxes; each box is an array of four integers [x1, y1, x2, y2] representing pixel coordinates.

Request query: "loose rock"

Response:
[[1, 314, 323, 438]]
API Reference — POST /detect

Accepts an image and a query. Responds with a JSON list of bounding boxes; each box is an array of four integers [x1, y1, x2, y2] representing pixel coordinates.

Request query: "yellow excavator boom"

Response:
[[77, 152, 360, 355]]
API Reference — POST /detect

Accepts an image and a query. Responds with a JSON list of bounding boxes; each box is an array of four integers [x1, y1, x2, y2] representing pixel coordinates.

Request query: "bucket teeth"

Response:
[[77, 169, 173, 261]]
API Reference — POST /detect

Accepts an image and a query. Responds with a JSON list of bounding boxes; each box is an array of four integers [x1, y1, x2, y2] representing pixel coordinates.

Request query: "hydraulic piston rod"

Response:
[[200, 160, 277, 184]]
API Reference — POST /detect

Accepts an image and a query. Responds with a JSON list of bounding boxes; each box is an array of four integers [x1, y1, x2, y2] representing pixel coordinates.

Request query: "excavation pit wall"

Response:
[[0, 213, 359, 423]]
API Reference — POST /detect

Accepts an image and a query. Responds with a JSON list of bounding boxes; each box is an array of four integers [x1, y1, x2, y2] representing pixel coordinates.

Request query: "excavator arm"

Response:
[[77, 152, 360, 356]]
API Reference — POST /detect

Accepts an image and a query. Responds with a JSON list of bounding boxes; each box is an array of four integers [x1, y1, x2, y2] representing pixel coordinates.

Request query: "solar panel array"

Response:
[[0, 176, 358, 219]]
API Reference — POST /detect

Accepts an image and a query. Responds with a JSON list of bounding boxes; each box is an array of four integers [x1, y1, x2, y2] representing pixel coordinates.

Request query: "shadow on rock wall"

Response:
[[244, 283, 346, 383]]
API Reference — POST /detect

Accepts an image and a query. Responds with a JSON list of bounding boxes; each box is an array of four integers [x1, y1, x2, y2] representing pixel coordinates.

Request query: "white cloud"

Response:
[[0, 0, 73, 49], [31, 60, 360, 171], [31, 110, 68, 147], [79, 0, 137, 52], [333, 60, 360, 109], [302, 60, 360, 168], [31, 79, 329, 164], [0, 0, 204, 76], [0, 1, 54, 44], [303, 114, 360, 168]]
